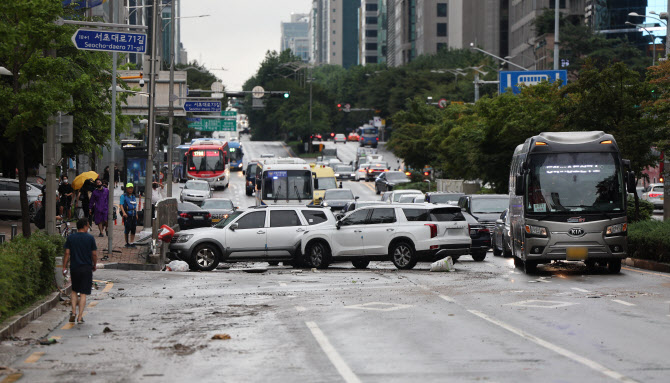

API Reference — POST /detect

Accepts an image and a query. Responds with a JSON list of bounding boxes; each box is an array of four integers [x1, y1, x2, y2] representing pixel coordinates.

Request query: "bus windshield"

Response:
[[315, 177, 337, 190], [526, 152, 624, 214], [229, 147, 242, 161], [262, 170, 312, 201], [189, 150, 225, 171], [361, 127, 378, 136]]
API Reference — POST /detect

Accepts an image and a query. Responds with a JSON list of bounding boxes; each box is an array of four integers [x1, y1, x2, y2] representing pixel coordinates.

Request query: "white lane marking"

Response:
[[417, 284, 430, 290], [439, 295, 455, 303], [295, 306, 307, 312], [279, 282, 287, 287], [506, 300, 578, 309], [612, 299, 636, 307], [571, 288, 591, 293], [468, 310, 639, 383], [344, 302, 412, 311], [305, 322, 361, 383]]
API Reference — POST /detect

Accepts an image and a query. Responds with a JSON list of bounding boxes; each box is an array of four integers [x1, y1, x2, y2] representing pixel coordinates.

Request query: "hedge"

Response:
[[627, 196, 654, 223], [627, 220, 670, 264], [0, 232, 64, 321]]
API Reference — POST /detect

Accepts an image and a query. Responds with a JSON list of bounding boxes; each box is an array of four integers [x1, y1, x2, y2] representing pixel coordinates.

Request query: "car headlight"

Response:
[[334, 174, 340, 177], [323, 202, 329, 207], [350, 173, 355, 177], [606, 223, 627, 236], [525, 225, 547, 237], [174, 234, 193, 243]]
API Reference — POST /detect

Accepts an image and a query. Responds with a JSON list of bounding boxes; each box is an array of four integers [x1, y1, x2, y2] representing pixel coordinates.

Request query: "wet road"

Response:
[[3, 140, 669, 383]]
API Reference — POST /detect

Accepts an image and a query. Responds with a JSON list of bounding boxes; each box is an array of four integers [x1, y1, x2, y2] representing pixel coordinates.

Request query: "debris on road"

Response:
[[166, 260, 189, 272], [430, 256, 454, 272], [211, 334, 231, 340], [103, 327, 114, 333], [243, 268, 267, 273], [38, 338, 57, 345]]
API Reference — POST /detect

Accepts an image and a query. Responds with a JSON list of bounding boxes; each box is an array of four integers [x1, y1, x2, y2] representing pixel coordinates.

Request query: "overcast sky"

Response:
[[180, 0, 311, 91]]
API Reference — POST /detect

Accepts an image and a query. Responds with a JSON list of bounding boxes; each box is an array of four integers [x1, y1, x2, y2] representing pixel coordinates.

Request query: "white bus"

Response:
[[256, 161, 313, 206]]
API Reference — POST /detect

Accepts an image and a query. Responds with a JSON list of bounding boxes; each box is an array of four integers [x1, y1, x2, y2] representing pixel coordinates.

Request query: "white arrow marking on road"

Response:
[[506, 300, 578, 309], [611, 299, 636, 307], [306, 322, 361, 383], [571, 287, 591, 293], [468, 310, 639, 383]]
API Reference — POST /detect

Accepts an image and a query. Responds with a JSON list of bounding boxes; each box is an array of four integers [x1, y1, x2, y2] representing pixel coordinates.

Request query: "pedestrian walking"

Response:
[[151, 182, 164, 218], [89, 179, 109, 238], [63, 218, 97, 324], [102, 166, 110, 184], [114, 165, 121, 189], [78, 187, 92, 228], [58, 175, 74, 219], [119, 183, 138, 247]]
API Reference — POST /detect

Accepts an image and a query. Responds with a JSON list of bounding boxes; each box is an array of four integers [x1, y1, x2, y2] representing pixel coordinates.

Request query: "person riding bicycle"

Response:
[[119, 183, 138, 248]]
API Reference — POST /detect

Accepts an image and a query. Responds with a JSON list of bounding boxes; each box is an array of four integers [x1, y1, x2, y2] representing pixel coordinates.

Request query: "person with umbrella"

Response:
[[89, 178, 109, 238]]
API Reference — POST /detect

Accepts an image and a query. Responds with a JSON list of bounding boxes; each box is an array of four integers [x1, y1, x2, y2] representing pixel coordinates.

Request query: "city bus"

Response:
[[358, 124, 379, 148], [508, 131, 635, 274], [174, 144, 190, 182], [256, 161, 313, 206], [228, 141, 244, 171], [185, 140, 230, 189]]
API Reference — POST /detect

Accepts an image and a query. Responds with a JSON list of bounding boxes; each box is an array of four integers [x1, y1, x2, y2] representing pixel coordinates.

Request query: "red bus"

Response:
[[186, 140, 230, 189]]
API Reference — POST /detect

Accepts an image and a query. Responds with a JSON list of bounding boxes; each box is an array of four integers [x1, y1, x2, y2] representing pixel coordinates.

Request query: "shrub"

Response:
[[627, 196, 654, 222], [394, 181, 436, 193], [627, 220, 670, 264]]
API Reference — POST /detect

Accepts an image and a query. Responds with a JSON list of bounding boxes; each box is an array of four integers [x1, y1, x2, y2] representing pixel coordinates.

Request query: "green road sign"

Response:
[[188, 119, 236, 131], [221, 110, 237, 117]]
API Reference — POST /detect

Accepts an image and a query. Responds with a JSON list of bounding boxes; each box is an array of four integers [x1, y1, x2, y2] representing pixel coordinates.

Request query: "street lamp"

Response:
[[469, 43, 528, 71], [0, 66, 11, 76], [628, 11, 669, 56], [625, 21, 658, 66]]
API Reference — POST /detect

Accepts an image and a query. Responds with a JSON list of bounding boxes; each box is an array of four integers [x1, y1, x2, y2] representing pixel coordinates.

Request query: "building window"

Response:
[[333, 19, 336, 23], [333, 52, 336, 56], [365, 43, 378, 51], [437, 43, 447, 51], [333, 41, 336, 45], [549, 0, 566, 8], [365, 3, 378, 12], [365, 16, 378, 25], [437, 23, 447, 37], [437, 3, 447, 17], [366, 55, 378, 63], [333, 29, 336, 34], [333, 8, 336, 12], [365, 29, 378, 37]]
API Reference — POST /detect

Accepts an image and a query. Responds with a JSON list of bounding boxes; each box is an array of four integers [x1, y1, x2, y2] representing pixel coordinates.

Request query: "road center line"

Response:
[[23, 352, 45, 364], [305, 321, 361, 383], [467, 310, 639, 383], [101, 282, 114, 293], [571, 288, 591, 293], [439, 295, 455, 303], [612, 299, 636, 307]]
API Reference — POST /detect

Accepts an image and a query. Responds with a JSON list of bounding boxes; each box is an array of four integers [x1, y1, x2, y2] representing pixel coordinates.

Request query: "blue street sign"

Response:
[[183, 101, 221, 112], [499, 70, 568, 94], [71, 29, 147, 53], [186, 117, 201, 122]]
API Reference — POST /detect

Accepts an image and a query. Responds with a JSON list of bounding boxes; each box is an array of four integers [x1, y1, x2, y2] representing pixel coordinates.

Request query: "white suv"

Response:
[[168, 206, 336, 271], [300, 204, 471, 270]]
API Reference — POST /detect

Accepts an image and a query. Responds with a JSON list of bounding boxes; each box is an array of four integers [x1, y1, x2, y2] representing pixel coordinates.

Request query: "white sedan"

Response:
[[354, 164, 368, 181], [334, 134, 347, 143], [179, 180, 212, 205]]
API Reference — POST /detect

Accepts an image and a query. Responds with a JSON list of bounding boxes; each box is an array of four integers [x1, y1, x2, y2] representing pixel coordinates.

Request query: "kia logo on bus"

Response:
[[568, 228, 585, 237]]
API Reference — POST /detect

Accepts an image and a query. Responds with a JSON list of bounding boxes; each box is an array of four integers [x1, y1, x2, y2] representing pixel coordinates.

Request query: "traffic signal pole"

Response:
[[166, 0, 176, 197], [144, 0, 159, 230]]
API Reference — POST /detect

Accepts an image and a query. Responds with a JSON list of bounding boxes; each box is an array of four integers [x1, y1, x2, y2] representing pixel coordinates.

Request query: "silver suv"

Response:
[[168, 205, 336, 271]]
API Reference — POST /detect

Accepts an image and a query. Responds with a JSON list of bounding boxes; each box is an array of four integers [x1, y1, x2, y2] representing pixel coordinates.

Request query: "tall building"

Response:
[[281, 13, 310, 61], [309, 0, 361, 67], [447, 0, 509, 58], [360, 0, 381, 64]]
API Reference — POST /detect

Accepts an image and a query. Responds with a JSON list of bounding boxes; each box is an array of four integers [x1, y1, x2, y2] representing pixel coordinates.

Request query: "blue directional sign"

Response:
[[186, 117, 201, 123], [183, 101, 221, 113], [499, 70, 568, 94], [71, 29, 147, 53]]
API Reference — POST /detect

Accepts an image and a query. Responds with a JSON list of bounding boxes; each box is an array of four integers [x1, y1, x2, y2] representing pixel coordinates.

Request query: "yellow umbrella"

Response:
[[72, 171, 99, 190]]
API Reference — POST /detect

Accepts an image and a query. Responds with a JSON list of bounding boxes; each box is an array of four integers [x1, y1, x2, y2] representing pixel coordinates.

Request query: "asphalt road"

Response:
[[3, 140, 669, 383]]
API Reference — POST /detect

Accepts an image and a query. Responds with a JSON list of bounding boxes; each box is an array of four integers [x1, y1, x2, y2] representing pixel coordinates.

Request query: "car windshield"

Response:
[[201, 200, 234, 210], [335, 166, 354, 173], [471, 198, 509, 214], [178, 202, 202, 211], [651, 186, 664, 193], [526, 152, 625, 213], [430, 194, 462, 205], [316, 177, 338, 190], [324, 190, 354, 200], [247, 163, 257, 175], [185, 182, 209, 191], [214, 210, 243, 228], [386, 172, 409, 181], [398, 195, 416, 203], [393, 192, 420, 202]]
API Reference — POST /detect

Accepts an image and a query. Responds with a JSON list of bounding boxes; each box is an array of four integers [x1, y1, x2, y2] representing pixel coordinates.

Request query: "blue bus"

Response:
[[228, 141, 244, 171], [358, 125, 379, 148]]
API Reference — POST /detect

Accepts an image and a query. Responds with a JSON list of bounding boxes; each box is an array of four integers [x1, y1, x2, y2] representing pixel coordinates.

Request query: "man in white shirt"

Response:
[[151, 182, 164, 218]]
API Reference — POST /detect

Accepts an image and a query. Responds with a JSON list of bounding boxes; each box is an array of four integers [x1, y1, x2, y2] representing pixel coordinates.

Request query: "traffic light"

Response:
[[283, 92, 290, 99], [337, 103, 342, 111]]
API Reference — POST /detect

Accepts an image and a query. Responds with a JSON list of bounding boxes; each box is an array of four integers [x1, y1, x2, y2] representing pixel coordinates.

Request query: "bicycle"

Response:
[[56, 218, 74, 238]]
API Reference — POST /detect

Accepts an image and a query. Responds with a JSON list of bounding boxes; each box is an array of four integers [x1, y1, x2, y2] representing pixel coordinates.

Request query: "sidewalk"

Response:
[[92, 212, 149, 265]]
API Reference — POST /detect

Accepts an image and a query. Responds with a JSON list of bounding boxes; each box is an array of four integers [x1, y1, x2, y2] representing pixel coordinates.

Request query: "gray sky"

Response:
[[180, 0, 311, 91]]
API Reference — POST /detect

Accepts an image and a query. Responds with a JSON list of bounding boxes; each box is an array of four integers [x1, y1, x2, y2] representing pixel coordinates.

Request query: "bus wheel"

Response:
[[607, 259, 622, 274]]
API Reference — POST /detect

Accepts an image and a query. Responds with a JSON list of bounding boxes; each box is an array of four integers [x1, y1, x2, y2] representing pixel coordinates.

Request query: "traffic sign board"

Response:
[[344, 103, 351, 113], [252, 86, 265, 98], [188, 119, 236, 132], [499, 70, 567, 94], [221, 110, 237, 117], [438, 98, 448, 108], [184, 101, 221, 112], [71, 29, 147, 53]]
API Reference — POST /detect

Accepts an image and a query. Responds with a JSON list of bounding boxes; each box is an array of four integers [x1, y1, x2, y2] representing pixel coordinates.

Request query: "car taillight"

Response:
[[179, 213, 192, 218], [376, 137, 379, 141], [479, 228, 490, 234], [649, 193, 662, 198], [424, 172, 430, 176], [425, 223, 437, 238], [189, 167, 195, 170], [205, 213, 212, 219]]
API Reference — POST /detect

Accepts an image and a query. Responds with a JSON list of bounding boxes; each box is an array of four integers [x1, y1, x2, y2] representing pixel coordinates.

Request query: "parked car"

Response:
[[179, 180, 212, 205], [334, 165, 356, 181], [641, 183, 664, 209], [492, 209, 512, 257], [334, 134, 347, 143], [425, 192, 464, 205], [397, 194, 425, 203], [200, 198, 237, 224], [338, 200, 387, 219], [348, 132, 360, 141], [301, 204, 471, 270], [383, 189, 423, 203], [320, 189, 356, 211], [364, 163, 388, 182], [168, 206, 335, 271], [0, 178, 42, 221], [244, 160, 260, 196], [375, 171, 411, 194], [462, 213, 491, 261], [177, 202, 212, 230], [458, 194, 509, 232]]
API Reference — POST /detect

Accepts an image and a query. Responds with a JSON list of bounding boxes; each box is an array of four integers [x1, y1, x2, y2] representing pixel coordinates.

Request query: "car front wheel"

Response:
[[191, 244, 220, 271], [607, 259, 622, 274], [471, 251, 487, 262], [390, 241, 417, 270], [307, 241, 331, 269]]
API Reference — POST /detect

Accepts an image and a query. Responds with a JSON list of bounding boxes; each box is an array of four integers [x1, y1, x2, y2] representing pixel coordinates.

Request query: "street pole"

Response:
[[474, 72, 480, 102], [554, 2, 560, 70], [144, 0, 159, 230], [45, 115, 57, 235], [107, 52, 117, 256], [166, 0, 176, 197]]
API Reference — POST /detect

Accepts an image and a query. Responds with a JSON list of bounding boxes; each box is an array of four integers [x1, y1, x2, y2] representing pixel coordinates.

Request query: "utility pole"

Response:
[[474, 73, 480, 102], [554, 1, 560, 70], [144, 0, 160, 230], [166, 0, 176, 197], [107, 52, 117, 256], [45, 115, 57, 235]]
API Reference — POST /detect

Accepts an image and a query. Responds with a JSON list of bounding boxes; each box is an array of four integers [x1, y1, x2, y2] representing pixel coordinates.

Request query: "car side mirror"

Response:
[[336, 220, 341, 230], [515, 174, 524, 196], [496, 219, 503, 224], [355, 196, 360, 200], [229, 223, 238, 231]]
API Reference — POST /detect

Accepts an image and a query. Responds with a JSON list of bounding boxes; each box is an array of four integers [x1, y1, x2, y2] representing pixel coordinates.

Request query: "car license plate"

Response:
[[193, 216, 204, 220], [566, 247, 588, 261], [212, 218, 221, 223]]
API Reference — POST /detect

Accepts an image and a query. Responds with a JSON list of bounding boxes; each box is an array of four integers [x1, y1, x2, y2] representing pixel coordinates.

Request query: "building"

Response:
[[281, 13, 310, 61], [360, 0, 381, 64], [446, 0, 509, 58], [309, 0, 361, 68]]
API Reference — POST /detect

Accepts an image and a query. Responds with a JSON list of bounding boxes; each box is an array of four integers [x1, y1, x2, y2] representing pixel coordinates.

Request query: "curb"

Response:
[[101, 262, 160, 271], [624, 258, 670, 273], [0, 286, 70, 340]]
